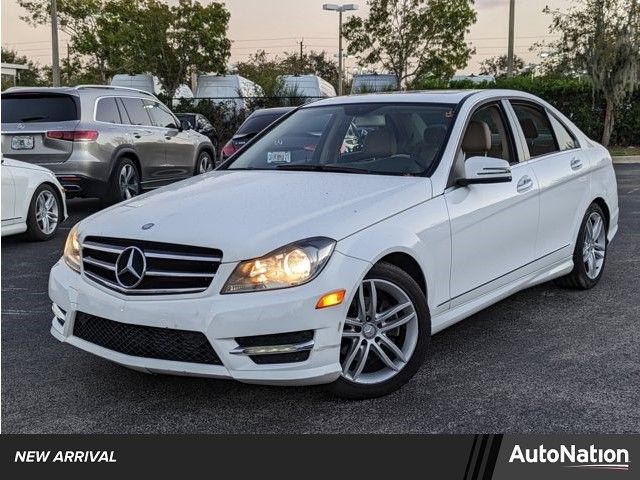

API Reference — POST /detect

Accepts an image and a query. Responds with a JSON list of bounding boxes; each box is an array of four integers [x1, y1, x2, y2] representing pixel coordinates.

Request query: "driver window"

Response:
[[461, 104, 514, 164]]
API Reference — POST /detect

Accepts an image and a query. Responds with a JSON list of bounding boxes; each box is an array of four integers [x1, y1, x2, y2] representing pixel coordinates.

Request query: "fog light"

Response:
[[315, 289, 346, 309]]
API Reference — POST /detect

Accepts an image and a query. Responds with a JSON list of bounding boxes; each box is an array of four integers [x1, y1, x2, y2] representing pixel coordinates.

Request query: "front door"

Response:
[[445, 102, 539, 306], [1, 162, 16, 223]]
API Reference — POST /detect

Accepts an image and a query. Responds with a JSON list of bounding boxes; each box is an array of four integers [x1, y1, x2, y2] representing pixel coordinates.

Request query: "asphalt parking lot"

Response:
[[2, 164, 639, 434]]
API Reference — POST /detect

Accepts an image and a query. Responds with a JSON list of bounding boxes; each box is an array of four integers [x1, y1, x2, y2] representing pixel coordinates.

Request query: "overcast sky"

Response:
[[1, 0, 570, 74]]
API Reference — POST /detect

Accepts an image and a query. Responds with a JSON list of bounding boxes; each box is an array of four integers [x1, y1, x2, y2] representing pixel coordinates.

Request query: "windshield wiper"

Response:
[[19, 115, 48, 122], [275, 164, 372, 174]]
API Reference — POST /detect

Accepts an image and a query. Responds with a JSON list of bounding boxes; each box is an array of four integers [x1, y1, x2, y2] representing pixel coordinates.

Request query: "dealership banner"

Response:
[[0, 434, 636, 478]]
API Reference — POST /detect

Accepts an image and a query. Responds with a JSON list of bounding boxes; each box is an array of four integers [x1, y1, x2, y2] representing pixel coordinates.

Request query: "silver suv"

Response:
[[1, 85, 216, 204]]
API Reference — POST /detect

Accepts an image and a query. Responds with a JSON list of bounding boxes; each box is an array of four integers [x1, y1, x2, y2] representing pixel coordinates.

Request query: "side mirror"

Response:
[[180, 120, 192, 131], [456, 156, 512, 186]]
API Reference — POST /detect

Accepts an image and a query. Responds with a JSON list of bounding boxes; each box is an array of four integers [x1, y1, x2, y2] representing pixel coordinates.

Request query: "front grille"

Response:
[[81, 236, 222, 295], [73, 312, 222, 365]]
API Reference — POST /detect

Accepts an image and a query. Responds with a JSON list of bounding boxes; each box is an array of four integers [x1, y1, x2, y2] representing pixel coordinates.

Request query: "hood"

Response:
[[79, 170, 432, 262]]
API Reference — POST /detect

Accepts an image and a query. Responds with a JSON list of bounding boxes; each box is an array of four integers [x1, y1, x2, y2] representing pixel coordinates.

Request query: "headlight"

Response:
[[63, 224, 81, 272], [221, 237, 336, 293]]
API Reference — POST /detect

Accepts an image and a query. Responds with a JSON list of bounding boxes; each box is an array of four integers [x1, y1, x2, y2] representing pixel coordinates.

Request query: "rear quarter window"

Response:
[[95, 97, 122, 124], [1, 94, 79, 123]]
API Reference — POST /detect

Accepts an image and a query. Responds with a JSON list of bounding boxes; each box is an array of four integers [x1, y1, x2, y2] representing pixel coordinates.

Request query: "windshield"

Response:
[[236, 112, 288, 136], [226, 103, 456, 176]]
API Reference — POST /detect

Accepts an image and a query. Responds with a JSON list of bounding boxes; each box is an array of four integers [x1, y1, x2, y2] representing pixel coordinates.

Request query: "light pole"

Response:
[[323, 3, 358, 95], [51, 0, 61, 86], [506, 0, 515, 77]]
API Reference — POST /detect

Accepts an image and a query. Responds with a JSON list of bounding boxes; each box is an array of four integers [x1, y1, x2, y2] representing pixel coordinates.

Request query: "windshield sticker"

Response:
[[267, 151, 291, 163]]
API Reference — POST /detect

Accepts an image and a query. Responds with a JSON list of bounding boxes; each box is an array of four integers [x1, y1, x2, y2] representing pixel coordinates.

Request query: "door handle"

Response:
[[570, 157, 583, 170], [133, 132, 141, 139], [516, 175, 534, 193]]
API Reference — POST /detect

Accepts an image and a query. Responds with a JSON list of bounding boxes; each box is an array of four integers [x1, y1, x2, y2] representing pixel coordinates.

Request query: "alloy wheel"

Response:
[[583, 211, 606, 279], [35, 190, 59, 235], [119, 164, 139, 200], [340, 279, 419, 384], [198, 153, 213, 174]]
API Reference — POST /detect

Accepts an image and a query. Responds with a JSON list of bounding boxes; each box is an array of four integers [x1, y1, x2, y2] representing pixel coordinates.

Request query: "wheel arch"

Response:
[[376, 252, 427, 296], [109, 147, 141, 180], [592, 197, 610, 229]]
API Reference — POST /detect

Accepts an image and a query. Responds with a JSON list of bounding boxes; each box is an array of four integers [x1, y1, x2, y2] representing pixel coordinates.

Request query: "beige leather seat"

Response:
[[462, 120, 491, 158]]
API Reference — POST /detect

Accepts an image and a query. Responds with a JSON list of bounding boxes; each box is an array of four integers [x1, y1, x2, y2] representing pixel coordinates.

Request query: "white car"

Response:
[[49, 90, 619, 398], [2, 157, 67, 240]]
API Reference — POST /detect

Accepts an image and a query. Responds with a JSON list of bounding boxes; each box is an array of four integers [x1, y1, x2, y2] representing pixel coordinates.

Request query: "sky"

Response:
[[0, 0, 571, 75]]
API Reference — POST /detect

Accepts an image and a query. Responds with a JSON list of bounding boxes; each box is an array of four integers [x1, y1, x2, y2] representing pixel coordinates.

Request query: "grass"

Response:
[[608, 145, 640, 156]]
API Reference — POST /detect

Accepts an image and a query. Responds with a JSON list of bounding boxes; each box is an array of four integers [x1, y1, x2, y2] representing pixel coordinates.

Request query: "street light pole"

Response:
[[506, 0, 515, 78], [338, 10, 343, 95], [323, 4, 358, 96], [51, 0, 61, 86]]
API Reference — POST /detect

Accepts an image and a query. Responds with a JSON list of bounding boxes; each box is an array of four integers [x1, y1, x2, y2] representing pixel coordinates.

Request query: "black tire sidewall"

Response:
[[195, 150, 212, 175], [26, 184, 60, 241], [328, 262, 431, 399], [107, 158, 140, 205]]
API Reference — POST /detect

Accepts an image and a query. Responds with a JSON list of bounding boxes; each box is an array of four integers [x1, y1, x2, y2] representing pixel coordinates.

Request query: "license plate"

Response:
[[267, 151, 291, 164], [11, 135, 34, 150]]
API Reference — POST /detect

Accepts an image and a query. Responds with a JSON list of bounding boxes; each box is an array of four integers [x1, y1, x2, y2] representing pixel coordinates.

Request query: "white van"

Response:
[[172, 84, 194, 107], [450, 74, 496, 85], [351, 74, 398, 93], [280, 75, 336, 101], [195, 75, 263, 110], [110, 74, 160, 94]]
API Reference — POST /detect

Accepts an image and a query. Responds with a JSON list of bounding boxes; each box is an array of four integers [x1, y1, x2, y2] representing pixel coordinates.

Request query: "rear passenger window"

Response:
[[120, 97, 152, 126], [95, 97, 121, 124], [510, 103, 559, 158], [144, 100, 178, 129], [548, 114, 578, 150]]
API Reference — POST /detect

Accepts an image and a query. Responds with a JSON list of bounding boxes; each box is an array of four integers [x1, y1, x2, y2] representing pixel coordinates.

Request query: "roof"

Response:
[[251, 107, 296, 116], [2, 84, 155, 97], [1, 62, 30, 70], [304, 90, 482, 107]]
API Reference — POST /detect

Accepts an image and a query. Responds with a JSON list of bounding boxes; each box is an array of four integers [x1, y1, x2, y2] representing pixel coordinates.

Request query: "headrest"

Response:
[[364, 129, 396, 157], [423, 125, 447, 145], [519, 118, 538, 139], [462, 120, 491, 153]]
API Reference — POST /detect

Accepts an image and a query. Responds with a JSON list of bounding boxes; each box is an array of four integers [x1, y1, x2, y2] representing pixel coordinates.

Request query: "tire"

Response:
[[555, 203, 608, 290], [25, 184, 61, 241], [194, 150, 215, 175], [104, 158, 140, 206], [328, 262, 430, 399]]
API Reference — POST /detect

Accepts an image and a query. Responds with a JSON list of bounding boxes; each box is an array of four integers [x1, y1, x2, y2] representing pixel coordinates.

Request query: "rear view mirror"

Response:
[[456, 156, 512, 186]]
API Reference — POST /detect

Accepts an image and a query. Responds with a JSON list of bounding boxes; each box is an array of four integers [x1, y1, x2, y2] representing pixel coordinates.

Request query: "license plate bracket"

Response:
[[11, 135, 35, 150]]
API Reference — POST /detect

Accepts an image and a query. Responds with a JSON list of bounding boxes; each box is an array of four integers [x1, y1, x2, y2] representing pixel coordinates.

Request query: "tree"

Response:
[[541, 0, 640, 146], [343, 0, 477, 86], [17, 0, 231, 95], [1, 47, 46, 88], [479, 54, 527, 77]]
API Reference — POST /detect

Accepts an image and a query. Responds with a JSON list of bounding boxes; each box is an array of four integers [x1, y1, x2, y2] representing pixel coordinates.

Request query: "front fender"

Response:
[[336, 196, 451, 315]]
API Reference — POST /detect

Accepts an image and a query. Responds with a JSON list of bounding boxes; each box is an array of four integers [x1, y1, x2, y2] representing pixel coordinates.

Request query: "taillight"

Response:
[[221, 140, 238, 159], [47, 130, 99, 142]]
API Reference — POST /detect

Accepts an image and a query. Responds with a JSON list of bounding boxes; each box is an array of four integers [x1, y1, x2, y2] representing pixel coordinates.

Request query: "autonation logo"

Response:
[[509, 444, 630, 471]]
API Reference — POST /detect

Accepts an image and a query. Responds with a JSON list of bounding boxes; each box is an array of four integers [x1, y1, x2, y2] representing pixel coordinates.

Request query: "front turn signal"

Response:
[[315, 289, 346, 309]]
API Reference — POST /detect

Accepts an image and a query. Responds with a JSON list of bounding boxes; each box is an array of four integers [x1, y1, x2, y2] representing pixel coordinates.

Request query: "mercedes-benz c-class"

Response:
[[49, 90, 619, 398]]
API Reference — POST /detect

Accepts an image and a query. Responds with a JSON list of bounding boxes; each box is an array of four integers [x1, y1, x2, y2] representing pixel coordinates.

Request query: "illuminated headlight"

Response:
[[222, 237, 336, 293], [63, 224, 81, 272]]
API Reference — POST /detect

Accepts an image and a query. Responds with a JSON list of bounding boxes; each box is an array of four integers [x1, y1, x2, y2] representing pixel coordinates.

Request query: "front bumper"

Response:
[[49, 251, 370, 386]]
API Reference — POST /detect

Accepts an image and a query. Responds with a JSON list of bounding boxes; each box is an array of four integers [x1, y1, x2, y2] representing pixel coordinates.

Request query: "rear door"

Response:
[[508, 101, 589, 258], [1, 92, 80, 165], [118, 97, 165, 187], [1, 161, 16, 222], [145, 100, 194, 180]]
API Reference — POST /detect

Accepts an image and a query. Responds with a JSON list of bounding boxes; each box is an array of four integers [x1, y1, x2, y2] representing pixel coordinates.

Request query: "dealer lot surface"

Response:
[[2, 164, 639, 433]]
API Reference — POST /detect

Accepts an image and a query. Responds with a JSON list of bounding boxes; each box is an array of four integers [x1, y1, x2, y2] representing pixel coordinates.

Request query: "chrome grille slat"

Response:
[[145, 270, 215, 278], [81, 236, 222, 296]]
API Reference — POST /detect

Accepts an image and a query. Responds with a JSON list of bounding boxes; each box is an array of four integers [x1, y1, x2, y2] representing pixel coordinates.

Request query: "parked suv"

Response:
[[1, 85, 215, 204]]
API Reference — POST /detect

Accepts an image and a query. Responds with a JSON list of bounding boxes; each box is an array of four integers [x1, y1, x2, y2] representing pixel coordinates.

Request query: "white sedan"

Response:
[[2, 157, 67, 240], [49, 90, 618, 398]]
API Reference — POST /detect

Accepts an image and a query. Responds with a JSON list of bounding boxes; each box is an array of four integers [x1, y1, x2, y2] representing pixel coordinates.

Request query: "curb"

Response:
[[612, 156, 640, 164]]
